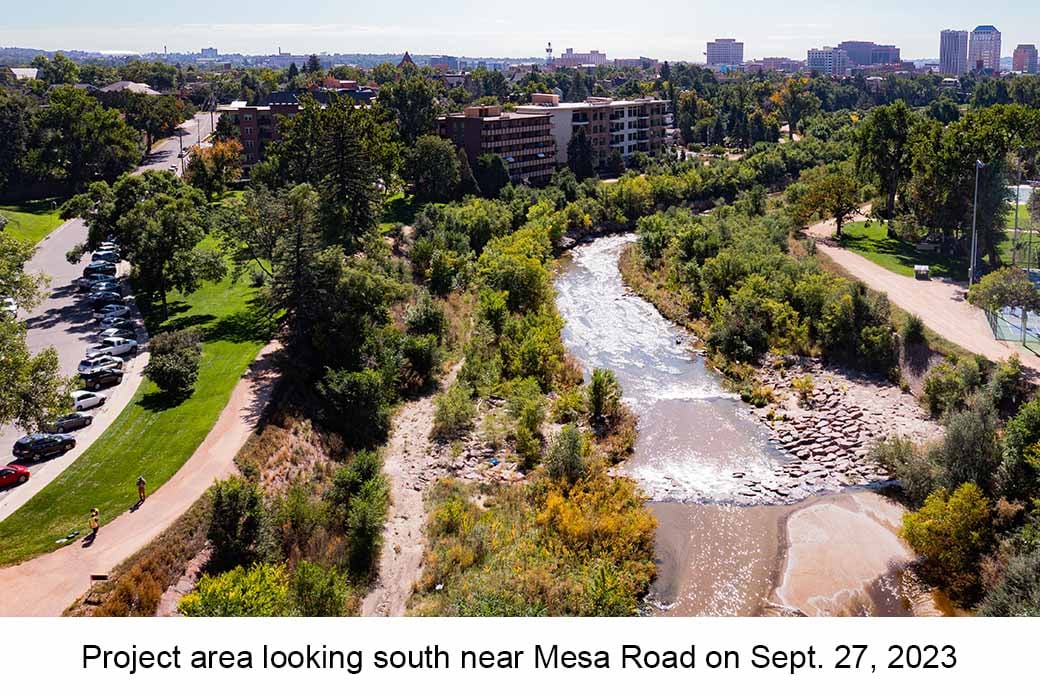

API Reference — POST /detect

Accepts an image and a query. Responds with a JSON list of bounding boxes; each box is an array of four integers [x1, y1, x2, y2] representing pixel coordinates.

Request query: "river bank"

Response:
[[557, 234, 945, 616]]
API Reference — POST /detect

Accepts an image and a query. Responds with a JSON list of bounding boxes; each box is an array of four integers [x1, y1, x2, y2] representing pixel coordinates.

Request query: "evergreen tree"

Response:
[[567, 127, 595, 180]]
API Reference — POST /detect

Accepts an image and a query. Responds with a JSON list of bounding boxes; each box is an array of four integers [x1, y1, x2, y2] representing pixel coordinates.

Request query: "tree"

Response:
[[33, 86, 141, 191], [405, 135, 460, 203], [587, 368, 622, 429], [212, 112, 238, 143], [123, 93, 192, 152], [567, 127, 595, 180], [318, 368, 392, 447], [474, 153, 510, 199], [208, 477, 266, 570], [769, 77, 820, 139], [968, 267, 1040, 344], [456, 147, 480, 197], [790, 164, 862, 238], [144, 329, 202, 396], [0, 89, 33, 194], [545, 424, 587, 485], [304, 54, 322, 75], [855, 100, 916, 221], [901, 483, 992, 600], [183, 139, 243, 199], [377, 75, 440, 145], [31, 52, 79, 85], [287, 62, 299, 81]]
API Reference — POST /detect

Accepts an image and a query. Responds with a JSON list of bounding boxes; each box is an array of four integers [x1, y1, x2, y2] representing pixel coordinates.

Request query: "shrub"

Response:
[[545, 425, 586, 485], [317, 368, 391, 448], [901, 314, 926, 346], [290, 561, 349, 616], [551, 387, 587, 424], [344, 475, 389, 577], [790, 374, 814, 404], [870, 436, 937, 506], [921, 357, 979, 416], [998, 396, 1040, 500], [144, 328, 202, 395], [208, 476, 266, 570], [180, 563, 291, 617], [901, 483, 992, 601], [935, 401, 1001, 494], [326, 451, 382, 520], [857, 324, 896, 373], [431, 383, 477, 440], [587, 368, 622, 428], [978, 548, 1040, 616], [404, 289, 446, 339], [401, 334, 440, 390]]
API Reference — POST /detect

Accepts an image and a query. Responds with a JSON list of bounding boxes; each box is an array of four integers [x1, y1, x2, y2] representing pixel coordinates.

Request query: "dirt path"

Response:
[[362, 366, 459, 617], [0, 341, 280, 616], [807, 214, 1040, 374]]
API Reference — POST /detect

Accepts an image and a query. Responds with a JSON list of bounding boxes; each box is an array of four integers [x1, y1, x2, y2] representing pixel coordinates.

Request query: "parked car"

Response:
[[85, 336, 137, 357], [82, 280, 124, 296], [97, 316, 132, 331], [80, 366, 124, 391], [43, 412, 94, 433], [12, 433, 76, 461], [0, 464, 30, 488], [91, 250, 119, 264], [92, 304, 131, 320], [88, 291, 124, 308], [83, 261, 117, 278], [1, 297, 16, 317], [71, 390, 106, 411], [97, 327, 135, 341], [78, 354, 124, 374]]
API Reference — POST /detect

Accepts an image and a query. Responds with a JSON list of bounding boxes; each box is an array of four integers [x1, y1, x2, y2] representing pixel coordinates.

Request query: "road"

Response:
[[0, 113, 215, 519], [807, 214, 1040, 374]]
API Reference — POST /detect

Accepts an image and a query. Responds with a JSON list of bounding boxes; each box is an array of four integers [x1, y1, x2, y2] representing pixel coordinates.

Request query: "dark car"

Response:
[[43, 412, 94, 433], [0, 464, 30, 487], [12, 433, 76, 461], [83, 281, 124, 296], [80, 366, 124, 391], [89, 292, 124, 310], [91, 251, 119, 264], [83, 261, 117, 278]]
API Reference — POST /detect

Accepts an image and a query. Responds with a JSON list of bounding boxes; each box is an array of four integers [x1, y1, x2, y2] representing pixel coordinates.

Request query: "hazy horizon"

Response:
[[1, 1, 1037, 62]]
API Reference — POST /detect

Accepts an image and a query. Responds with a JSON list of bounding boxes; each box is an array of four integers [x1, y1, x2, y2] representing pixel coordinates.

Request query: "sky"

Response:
[[1, 1, 1037, 61]]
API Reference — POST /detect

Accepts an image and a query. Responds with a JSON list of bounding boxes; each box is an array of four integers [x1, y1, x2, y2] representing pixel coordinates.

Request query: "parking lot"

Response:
[[0, 113, 214, 520]]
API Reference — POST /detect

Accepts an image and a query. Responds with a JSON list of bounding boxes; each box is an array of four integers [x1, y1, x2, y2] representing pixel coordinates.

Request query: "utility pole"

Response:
[[969, 160, 984, 288]]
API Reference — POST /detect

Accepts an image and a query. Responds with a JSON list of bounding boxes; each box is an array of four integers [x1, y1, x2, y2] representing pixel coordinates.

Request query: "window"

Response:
[[244, 127, 253, 135]]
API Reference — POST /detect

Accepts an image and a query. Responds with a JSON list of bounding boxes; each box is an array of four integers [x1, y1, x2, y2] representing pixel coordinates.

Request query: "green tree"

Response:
[[587, 368, 622, 429], [769, 77, 821, 139], [545, 424, 586, 485], [378, 75, 440, 145], [567, 127, 596, 180], [855, 100, 916, 221], [183, 139, 243, 199], [143, 329, 202, 396], [790, 164, 862, 238], [31, 52, 80, 85], [304, 54, 322, 74], [474, 153, 510, 199], [208, 477, 267, 570], [406, 135, 461, 203], [456, 147, 480, 197], [318, 368, 392, 447]]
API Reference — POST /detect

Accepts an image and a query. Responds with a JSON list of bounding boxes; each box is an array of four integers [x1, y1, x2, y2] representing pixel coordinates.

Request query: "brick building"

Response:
[[437, 105, 556, 184]]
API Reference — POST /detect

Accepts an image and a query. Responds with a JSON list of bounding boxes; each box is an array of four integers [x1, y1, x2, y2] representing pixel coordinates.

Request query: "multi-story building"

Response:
[[1013, 44, 1039, 74], [869, 44, 900, 65], [554, 48, 608, 68], [706, 38, 744, 66], [749, 56, 803, 73], [218, 87, 379, 168], [940, 30, 969, 75], [516, 93, 670, 167], [437, 105, 556, 184], [836, 41, 900, 67], [807, 47, 849, 76], [200, 47, 218, 59], [969, 25, 1002, 72]]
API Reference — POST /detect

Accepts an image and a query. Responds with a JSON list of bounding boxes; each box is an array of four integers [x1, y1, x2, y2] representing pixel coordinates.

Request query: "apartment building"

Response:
[[516, 94, 671, 168], [706, 39, 744, 66], [437, 105, 556, 184], [835, 41, 899, 67], [969, 25, 1002, 72], [1013, 44, 1038, 74], [554, 48, 608, 68], [940, 30, 969, 75], [807, 47, 849, 77]]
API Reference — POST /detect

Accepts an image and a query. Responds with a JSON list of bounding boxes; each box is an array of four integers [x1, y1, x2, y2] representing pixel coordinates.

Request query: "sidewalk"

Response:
[[0, 341, 280, 616], [807, 216, 1040, 374]]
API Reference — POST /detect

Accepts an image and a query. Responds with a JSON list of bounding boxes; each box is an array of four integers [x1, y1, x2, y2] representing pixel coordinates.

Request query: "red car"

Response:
[[0, 464, 30, 487]]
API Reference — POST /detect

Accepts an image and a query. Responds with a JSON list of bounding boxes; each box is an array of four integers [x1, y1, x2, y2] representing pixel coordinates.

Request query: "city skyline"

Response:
[[1, 1, 1038, 62]]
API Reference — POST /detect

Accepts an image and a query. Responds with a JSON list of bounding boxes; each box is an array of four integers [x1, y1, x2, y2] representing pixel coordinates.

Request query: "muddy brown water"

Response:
[[555, 235, 944, 616]]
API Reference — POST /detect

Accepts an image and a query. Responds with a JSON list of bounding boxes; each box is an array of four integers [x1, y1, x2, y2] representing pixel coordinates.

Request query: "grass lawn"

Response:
[[0, 270, 274, 566], [379, 192, 422, 233], [839, 220, 968, 279], [1005, 204, 1032, 231], [0, 199, 65, 246]]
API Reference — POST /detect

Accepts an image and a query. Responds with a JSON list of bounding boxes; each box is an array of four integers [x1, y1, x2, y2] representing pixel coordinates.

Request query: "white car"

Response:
[[72, 390, 106, 411], [85, 336, 138, 358], [1, 297, 16, 317], [92, 304, 131, 320], [98, 315, 132, 330], [78, 355, 124, 374], [98, 327, 136, 340]]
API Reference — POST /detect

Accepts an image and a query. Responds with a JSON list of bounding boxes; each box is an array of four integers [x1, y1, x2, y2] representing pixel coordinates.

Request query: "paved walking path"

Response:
[[0, 341, 280, 616], [807, 215, 1040, 373]]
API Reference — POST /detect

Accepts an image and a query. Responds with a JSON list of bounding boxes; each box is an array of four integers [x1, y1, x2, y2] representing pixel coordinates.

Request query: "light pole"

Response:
[[969, 159, 985, 288]]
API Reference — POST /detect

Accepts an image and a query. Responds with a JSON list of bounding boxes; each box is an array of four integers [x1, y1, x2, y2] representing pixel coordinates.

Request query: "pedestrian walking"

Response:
[[87, 507, 100, 542], [136, 476, 147, 503]]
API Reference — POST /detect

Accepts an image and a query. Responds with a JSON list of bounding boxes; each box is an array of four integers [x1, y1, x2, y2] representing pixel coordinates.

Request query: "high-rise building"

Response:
[[807, 47, 849, 77], [706, 38, 744, 66], [1013, 44, 1039, 74], [940, 30, 969, 75], [968, 25, 1002, 72], [837, 41, 900, 67], [437, 105, 556, 184]]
